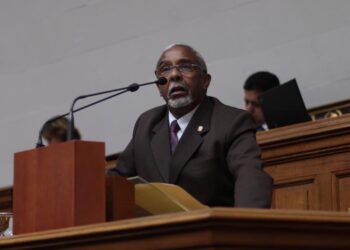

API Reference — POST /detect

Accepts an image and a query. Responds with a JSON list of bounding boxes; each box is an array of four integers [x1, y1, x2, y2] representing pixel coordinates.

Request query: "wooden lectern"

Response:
[[13, 141, 106, 234]]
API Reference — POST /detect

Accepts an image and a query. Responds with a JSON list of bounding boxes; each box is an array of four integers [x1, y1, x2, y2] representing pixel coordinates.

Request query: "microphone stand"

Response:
[[36, 89, 130, 148], [36, 77, 167, 147], [67, 88, 132, 140], [66, 78, 166, 141]]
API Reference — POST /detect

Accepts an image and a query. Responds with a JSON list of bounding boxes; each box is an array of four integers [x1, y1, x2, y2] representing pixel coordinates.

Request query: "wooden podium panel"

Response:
[[258, 114, 350, 211], [106, 175, 135, 220], [1, 208, 350, 249], [13, 141, 106, 234]]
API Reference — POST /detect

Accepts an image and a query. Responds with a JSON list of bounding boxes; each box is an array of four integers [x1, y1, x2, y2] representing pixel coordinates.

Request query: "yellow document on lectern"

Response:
[[135, 183, 208, 215]]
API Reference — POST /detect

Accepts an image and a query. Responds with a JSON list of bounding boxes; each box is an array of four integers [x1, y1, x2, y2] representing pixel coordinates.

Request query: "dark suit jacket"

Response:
[[113, 96, 272, 208]]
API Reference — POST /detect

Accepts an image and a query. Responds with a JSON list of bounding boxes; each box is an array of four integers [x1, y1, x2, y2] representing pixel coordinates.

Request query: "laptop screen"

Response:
[[258, 79, 311, 129]]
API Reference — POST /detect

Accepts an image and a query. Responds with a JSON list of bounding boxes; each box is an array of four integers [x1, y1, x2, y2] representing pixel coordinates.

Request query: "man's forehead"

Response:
[[157, 46, 197, 65], [244, 90, 262, 100]]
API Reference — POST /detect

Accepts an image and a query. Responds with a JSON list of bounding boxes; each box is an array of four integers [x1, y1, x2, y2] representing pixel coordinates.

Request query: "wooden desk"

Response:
[[258, 114, 350, 211], [1, 208, 350, 249]]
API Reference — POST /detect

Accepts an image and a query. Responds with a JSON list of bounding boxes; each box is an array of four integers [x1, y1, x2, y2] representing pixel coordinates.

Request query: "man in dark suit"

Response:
[[111, 44, 272, 208], [243, 71, 280, 131]]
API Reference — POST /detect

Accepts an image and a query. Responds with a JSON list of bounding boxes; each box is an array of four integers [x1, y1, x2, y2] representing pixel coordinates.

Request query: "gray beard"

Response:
[[167, 95, 193, 109]]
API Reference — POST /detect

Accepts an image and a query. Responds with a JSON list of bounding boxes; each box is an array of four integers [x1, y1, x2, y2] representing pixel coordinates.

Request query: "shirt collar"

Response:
[[168, 105, 199, 132], [262, 123, 269, 131]]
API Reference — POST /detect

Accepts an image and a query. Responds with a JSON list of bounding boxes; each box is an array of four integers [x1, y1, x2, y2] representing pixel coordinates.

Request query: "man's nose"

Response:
[[168, 66, 182, 81], [246, 103, 254, 113]]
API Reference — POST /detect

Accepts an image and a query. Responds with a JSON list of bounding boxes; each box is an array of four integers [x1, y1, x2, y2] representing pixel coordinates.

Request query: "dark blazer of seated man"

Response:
[[109, 44, 272, 208]]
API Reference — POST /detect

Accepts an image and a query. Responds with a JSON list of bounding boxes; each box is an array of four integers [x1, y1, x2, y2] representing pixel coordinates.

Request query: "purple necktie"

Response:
[[170, 120, 180, 154]]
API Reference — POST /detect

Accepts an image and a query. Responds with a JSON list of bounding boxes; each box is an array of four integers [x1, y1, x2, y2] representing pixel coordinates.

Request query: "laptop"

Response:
[[258, 79, 311, 129]]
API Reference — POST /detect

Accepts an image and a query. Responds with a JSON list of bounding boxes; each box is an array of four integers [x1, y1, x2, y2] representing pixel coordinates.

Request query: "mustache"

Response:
[[167, 82, 189, 97]]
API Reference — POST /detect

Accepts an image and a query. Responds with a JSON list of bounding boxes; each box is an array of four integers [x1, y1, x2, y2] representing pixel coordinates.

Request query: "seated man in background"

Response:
[[243, 71, 280, 131], [42, 117, 81, 145], [110, 44, 272, 208]]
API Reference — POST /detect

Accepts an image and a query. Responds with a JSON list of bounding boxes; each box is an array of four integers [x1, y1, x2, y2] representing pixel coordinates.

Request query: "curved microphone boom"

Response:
[[66, 77, 167, 141]]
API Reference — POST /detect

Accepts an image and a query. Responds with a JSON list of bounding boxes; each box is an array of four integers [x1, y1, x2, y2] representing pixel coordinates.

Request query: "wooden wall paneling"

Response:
[[331, 169, 350, 211], [259, 114, 350, 211], [272, 174, 318, 210]]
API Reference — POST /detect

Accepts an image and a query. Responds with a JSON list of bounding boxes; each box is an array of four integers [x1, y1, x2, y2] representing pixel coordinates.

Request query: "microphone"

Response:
[[67, 77, 167, 140]]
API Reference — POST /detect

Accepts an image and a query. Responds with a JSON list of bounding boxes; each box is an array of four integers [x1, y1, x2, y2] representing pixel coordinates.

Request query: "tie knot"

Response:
[[170, 120, 180, 134]]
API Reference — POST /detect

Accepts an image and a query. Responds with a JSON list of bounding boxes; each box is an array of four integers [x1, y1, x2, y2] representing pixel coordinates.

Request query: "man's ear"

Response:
[[203, 73, 211, 90]]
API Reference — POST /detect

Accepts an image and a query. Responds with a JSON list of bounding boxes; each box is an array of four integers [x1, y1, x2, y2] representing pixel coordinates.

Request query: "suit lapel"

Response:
[[169, 97, 213, 183], [150, 115, 171, 182]]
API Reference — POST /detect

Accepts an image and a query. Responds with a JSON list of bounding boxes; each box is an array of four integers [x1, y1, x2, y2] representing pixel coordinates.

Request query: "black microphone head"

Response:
[[156, 77, 167, 85], [128, 83, 140, 92]]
